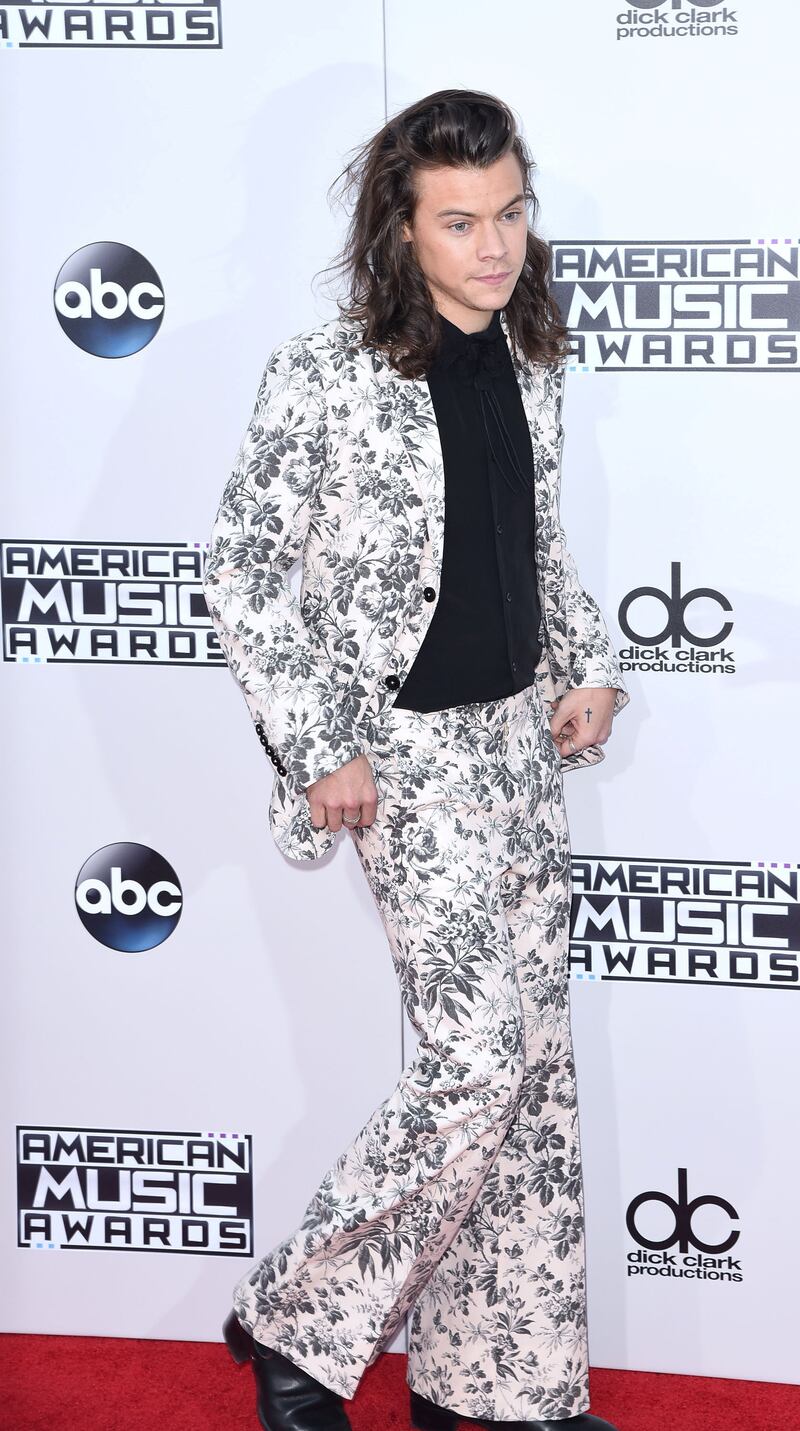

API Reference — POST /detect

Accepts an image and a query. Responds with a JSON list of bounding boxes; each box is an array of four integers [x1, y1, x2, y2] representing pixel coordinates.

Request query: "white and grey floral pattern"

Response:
[[202, 311, 630, 863], [231, 679, 591, 1422]]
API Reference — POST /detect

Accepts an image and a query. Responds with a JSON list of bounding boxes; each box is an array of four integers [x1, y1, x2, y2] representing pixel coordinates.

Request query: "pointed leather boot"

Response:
[[223, 1309, 352, 1430], [410, 1387, 618, 1430]]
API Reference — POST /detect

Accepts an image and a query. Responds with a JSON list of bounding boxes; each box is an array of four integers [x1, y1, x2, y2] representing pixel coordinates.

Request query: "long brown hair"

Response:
[[318, 88, 571, 380]]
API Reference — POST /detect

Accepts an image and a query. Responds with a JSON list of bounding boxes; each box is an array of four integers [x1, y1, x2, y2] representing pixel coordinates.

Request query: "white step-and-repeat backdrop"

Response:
[[3, 0, 798, 1388]]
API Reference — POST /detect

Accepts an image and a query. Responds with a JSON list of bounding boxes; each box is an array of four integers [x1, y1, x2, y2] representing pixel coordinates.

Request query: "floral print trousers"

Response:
[[231, 678, 591, 1423]]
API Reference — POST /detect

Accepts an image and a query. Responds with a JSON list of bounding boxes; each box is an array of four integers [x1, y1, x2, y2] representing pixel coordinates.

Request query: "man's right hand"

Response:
[[305, 754, 379, 833]]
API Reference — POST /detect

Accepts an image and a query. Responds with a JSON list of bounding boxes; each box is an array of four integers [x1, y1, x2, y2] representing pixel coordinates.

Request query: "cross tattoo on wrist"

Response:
[[585, 705, 593, 724]]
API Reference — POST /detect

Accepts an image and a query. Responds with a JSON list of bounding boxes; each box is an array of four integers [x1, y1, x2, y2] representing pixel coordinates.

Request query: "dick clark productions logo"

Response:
[[616, 2, 739, 43], [626, 1168, 743, 1283], [617, 561, 735, 675]]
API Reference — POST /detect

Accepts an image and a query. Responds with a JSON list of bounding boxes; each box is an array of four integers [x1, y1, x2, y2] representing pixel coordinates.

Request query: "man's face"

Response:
[[401, 152, 529, 332]]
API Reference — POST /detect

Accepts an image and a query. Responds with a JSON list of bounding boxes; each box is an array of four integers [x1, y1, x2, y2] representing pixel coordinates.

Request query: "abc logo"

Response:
[[627, 1167, 740, 1254], [619, 561, 733, 647], [75, 841, 182, 951], [54, 241, 165, 357]]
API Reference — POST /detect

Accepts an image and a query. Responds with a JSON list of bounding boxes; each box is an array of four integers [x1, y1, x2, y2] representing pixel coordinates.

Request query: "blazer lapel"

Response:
[[365, 308, 551, 580], [367, 350, 447, 580]]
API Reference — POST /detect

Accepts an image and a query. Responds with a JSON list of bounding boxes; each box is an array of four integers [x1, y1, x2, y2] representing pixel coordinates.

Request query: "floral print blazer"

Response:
[[202, 310, 631, 862]]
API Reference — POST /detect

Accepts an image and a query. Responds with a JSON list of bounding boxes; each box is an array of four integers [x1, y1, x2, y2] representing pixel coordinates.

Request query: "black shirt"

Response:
[[393, 306, 543, 712]]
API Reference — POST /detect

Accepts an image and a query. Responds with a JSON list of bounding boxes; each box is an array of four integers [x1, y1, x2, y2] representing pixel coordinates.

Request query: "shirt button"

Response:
[[496, 524, 503, 534], [506, 592, 512, 602], [384, 674, 401, 690], [422, 586, 436, 601]]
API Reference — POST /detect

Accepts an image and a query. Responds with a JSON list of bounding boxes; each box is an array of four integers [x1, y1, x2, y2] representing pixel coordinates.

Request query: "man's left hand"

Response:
[[548, 686, 620, 758]]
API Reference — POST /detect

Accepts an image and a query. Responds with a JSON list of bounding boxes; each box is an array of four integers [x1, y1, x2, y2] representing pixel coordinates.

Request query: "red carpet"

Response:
[[1, 1335, 798, 1431]]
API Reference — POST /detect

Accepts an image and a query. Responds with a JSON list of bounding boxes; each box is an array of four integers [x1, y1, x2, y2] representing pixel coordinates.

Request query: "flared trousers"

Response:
[[231, 678, 591, 1423]]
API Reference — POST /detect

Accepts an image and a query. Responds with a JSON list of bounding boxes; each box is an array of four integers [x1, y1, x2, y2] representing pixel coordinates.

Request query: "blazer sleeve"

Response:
[[202, 334, 368, 795], [551, 364, 631, 719]]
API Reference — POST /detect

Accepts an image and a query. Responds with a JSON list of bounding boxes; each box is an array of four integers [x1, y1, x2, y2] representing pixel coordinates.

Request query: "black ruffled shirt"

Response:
[[393, 306, 543, 712]]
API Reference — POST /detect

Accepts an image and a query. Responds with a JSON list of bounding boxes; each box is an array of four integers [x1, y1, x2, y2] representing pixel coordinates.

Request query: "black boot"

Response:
[[409, 1387, 489, 1429], [223, 1309, 352, 1430], [410, 1387, 618, 1430], [515, 1419, 618, 1430]]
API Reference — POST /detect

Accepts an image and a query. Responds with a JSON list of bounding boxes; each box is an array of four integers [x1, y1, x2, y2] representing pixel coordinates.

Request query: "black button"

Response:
[[422, 586, 436, 601], [255, 723, 263, 735], [384, 674, 401, 690], [277, 763, 287, 775], [496, 524, 502, 534], [511, 661, 517, 671], [506, 592, 512, 602]]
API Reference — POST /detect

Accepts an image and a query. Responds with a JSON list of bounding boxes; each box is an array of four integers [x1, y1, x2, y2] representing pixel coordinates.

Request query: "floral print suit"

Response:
[[202, 312, 630, 1422], [202, 311, 630, 863]]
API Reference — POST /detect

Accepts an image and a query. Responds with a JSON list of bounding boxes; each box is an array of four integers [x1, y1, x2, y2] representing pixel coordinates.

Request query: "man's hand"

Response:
[[548, 686, 620, 759], [304, 753, 379, 833]]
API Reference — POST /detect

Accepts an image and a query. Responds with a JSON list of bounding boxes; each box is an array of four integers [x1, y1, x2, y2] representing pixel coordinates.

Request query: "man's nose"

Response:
[[475, 227, 509, 259]]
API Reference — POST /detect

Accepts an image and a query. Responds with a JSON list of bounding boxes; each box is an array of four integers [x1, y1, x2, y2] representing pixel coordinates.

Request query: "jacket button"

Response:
[[384, 674, 401, 690], [422, 586, 436, 601]]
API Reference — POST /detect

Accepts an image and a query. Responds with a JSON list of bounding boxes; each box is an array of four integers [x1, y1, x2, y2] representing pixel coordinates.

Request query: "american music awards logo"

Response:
[[615, 2, 739, 42], [17, 1126, 253, 1255], [569, 857, 799, 990], [617, 561, 735, 676], [0, 540, 215, 664], [551, 238, 797, 371], [1, 2, 222, 48]]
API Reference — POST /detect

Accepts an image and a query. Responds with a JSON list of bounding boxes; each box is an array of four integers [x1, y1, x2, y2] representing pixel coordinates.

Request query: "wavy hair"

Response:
[[317, 88, 570, 380]]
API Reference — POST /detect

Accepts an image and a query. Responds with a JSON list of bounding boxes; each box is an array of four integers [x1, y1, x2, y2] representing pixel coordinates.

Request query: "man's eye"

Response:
[[449, 211, 523, 234]]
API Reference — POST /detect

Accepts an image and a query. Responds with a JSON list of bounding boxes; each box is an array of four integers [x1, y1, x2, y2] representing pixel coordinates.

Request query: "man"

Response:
[[206, 89, 628, 1431]]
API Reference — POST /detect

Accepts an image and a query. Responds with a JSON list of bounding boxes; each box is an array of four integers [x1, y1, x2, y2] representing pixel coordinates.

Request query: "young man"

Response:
[[205, 90, 629, 1431]]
